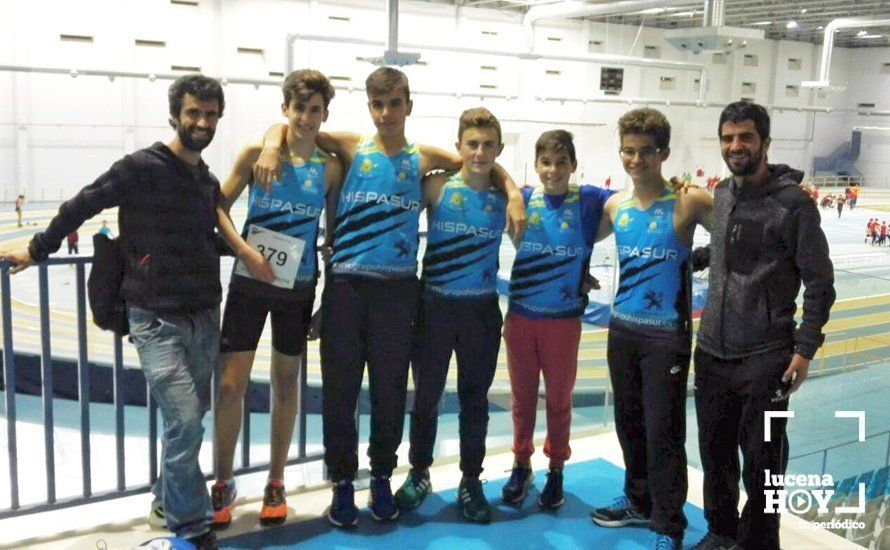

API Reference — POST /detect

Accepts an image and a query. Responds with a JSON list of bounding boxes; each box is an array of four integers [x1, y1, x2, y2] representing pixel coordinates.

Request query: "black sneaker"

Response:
[[590, 495, 650, 527], [651, 533, 683, 550], [186, 530, 219, 550], [457, 477, 492, 523], [394, 469, 432, 510], [538, 467, 564, 509], [369, 476, 399, 522], [691, 532, 738, 550], [501, 462, 534, 504], [327, 480, 359, 527]]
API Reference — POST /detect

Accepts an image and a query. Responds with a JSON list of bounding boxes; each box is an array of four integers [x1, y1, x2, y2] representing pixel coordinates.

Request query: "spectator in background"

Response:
[[66, 231, 79, 255], [97, 220, 113, 238], [14, 194, 24, 227], [837, 193, 846, 218]]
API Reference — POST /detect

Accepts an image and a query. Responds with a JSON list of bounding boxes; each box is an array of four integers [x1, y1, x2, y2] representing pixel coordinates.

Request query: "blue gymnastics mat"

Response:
[[222, 458, 709, 549]]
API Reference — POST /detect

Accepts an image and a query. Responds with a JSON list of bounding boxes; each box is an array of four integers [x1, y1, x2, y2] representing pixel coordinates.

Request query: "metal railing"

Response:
[[788, 429, 890, 478], [0, 256, 322, 519]]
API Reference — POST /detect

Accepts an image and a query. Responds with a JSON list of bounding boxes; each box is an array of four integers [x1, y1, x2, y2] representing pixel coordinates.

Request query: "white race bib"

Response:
[[233, 224, 305, 289]]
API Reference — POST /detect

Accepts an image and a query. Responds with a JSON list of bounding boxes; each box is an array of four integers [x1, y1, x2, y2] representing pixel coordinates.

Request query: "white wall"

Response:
[[2, 0, 890, 200]]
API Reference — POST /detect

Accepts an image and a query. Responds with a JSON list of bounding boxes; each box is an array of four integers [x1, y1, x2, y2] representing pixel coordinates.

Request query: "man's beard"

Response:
[[724, 148, 763, 177], [178, 125, 214, 152]]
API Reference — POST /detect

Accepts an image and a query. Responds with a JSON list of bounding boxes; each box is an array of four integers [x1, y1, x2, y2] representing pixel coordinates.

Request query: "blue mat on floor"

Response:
[[221, 459, 708, 549]]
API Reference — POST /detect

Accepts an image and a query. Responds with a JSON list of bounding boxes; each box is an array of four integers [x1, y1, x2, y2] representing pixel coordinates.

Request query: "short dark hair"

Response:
[[365, 67, 410, 101], [618, 108, 671, 150], [283, 69, 336, 109], [458, 107, 502, 144], [535, 130, 576, 164], [718, 101, 770, 141], [168, 75, 225, 120]]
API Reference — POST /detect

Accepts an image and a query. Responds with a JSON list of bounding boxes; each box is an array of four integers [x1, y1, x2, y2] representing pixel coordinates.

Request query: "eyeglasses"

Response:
[[618, 147, 662, 160]]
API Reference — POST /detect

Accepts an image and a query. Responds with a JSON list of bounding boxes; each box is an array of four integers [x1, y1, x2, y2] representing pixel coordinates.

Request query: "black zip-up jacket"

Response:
[[697, 164, 835, 360], [28, 142, 223, 313]]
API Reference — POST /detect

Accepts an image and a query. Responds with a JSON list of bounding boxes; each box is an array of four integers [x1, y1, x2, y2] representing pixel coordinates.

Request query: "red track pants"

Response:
[[504, 311, 581, 469]]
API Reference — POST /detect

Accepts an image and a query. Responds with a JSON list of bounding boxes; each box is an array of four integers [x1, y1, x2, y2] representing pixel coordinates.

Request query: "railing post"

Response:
[[113, 335, 125, 491], [298, 347, 308, 458], [75, 263, 92, 497], [38, 264, 56, 504], [1, 264, 19, 510], [241, 380, 251, 469], [885, 432, 890, 468]]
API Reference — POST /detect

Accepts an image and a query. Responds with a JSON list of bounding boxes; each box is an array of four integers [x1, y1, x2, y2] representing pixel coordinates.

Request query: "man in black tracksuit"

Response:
[[691, 102, 835, 550]]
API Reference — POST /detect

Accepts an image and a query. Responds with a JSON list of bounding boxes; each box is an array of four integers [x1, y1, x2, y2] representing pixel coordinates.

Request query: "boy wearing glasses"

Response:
[[590, 108, 713, 550]]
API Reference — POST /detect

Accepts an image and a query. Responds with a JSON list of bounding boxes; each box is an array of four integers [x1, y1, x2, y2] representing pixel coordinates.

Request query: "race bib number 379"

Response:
[[234, 224, 305, 289]]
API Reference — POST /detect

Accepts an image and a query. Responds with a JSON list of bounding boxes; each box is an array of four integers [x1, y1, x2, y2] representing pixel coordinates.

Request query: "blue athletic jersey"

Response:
[[508, 185, 595, 318], [237, 148, 327, 287], [330, 136, 422, 277], [610, 188, 692, 331], [422, 173, 506, 299]]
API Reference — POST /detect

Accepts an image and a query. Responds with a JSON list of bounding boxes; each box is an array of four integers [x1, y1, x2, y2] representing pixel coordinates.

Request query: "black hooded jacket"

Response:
[[28, 142, 223, 313], [696, 164, 836, 360]]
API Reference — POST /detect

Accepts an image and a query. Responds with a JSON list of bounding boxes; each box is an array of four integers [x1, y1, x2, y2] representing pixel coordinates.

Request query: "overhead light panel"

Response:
[[750, 21, 772, 26], [786, 21, 799, 30], [857, 29, 869, 36], [639, 8, 666, 15], [861, 34, 884, 39]]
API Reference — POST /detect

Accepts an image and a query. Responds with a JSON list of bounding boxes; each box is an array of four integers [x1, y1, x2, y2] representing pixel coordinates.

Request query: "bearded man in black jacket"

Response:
[[0, 75, 268, 550], [690, 102, 835, 550]]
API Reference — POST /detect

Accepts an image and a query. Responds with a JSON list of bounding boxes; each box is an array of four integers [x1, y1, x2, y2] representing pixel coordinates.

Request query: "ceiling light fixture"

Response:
[[639, 7, 666, 15], [857, 29, 868, 36], [750, 21, 772, 26], [786, 20, 799, 29]]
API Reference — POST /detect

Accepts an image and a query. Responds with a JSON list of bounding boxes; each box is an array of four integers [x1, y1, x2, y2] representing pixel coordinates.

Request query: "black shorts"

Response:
[[220, 287, 314, 356]]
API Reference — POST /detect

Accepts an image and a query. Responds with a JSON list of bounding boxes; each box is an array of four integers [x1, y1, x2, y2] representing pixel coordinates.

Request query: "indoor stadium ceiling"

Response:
[[430, 1, 890, 48]]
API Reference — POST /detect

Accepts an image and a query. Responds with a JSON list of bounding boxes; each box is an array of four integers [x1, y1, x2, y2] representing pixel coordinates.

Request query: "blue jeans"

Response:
[[128, 305, 220, 539]]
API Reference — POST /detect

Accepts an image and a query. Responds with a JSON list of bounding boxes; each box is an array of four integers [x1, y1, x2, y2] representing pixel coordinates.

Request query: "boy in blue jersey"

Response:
[[392, 107, 507, 522], [254, 67, 526, 527], [589, 108, 713, 550], [502, 130, 613, 510], [211, 70, 343, 529]]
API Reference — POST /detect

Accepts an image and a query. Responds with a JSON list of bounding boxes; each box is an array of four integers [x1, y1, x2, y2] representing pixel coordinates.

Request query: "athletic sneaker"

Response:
[[394, 469, 432, 510], [210, 480, 236, 530], [259, 480, 287, 526], [327, 480, 359, 527], [501, 462, 534, 504], [148, 503, 166, 529], [590, 495, 650, 527], [651, 533, 682, 550], [457, 477, 491, 523], [369, 476, 399, 522], [691, 532, 738, 550], [186, 530, 219, 550], [538, 468, 564, 509]]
